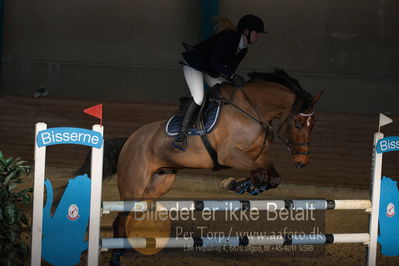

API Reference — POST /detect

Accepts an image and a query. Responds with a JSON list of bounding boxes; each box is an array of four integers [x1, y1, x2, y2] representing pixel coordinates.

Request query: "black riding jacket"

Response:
[[182, 30, 247, 79]]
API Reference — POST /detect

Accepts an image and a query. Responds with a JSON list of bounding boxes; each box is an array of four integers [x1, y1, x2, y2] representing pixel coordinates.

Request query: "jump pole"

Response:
[[30, 123, 47, 266], [101, 233, 371, 250], [101, 199, 372, 213], [367, 131, 382, 265], [366, 114, 391, 265], [87, 124, 104, 266]]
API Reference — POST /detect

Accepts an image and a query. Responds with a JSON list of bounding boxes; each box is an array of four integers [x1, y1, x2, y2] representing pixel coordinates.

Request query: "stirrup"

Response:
[[172, 132, 188, 151]]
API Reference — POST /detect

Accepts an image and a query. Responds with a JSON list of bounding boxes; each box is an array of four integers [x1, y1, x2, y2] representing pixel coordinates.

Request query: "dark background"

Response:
[[1, 0, 398, 114]]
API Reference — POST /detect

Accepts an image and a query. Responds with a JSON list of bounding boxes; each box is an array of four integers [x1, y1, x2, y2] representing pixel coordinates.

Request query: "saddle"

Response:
[[165, 84, 230, 170], [165, 96, 221, 137]]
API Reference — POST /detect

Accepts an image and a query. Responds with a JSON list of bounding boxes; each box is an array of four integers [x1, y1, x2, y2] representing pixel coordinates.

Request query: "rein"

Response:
[[221, 86, 272, 159], [221, 87, 274, 158], [225, 87, 273, 130], [221, 85, 313, 157]]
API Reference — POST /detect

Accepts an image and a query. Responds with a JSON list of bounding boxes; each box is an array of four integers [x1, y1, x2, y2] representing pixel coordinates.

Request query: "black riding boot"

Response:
[[172, 100, 200, 151]]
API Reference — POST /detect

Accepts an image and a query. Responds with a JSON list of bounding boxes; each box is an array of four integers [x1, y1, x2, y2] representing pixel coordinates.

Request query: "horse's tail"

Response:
[[76, 137, 128, 179]]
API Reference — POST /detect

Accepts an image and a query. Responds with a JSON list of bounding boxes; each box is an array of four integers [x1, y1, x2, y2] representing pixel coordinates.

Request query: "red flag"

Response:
[[84, 104, 103, 125]]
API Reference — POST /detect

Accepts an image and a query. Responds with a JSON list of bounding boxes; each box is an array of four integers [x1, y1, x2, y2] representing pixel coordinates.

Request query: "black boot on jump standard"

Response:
[[172, 100, 200, 151]]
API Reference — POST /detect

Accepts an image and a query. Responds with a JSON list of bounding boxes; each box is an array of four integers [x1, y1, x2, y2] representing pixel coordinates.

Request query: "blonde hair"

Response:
[[212, 17, 237, 33]]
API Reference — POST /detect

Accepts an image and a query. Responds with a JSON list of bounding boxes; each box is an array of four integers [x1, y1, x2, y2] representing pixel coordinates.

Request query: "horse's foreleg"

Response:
[[240, 153, 282, 195], [219, 150, 282, 195], [219, 147, 263, 170], [264, 161, 282, 189], [218, 147, 264, 194], [255, 154, 282, 190]]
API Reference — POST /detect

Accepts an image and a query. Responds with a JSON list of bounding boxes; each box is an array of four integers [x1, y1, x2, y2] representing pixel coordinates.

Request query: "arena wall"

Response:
[[1, 0, 398, 114], [1, 96, 398, 188]]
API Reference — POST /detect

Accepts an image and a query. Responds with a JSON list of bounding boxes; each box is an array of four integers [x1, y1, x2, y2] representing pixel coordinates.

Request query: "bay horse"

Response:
[[114, 70, 321, 199], [78, 70, 322, 264]]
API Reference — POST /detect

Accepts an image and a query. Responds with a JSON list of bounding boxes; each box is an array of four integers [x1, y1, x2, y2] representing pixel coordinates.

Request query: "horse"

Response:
[[78, 70, 322, 264]]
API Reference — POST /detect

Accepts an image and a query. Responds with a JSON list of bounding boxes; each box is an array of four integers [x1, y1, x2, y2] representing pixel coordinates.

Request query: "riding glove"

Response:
[[230, 74, 246, 87]]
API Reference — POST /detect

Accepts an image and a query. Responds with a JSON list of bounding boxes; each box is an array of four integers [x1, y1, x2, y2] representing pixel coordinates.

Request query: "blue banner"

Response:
[[376, 137, 399, 154], [42, 175, 91, 265], [37, 127, 103, 148], [378, 177, 399, 256]]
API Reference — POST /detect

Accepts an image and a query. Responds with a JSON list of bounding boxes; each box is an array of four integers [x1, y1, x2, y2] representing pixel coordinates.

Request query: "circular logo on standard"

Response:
[[67, 204, 80, 221], [386, 202, 395, 218]]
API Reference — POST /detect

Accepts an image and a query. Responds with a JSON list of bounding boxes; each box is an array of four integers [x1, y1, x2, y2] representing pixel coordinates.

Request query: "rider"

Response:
[[173, 14, 267, 151]]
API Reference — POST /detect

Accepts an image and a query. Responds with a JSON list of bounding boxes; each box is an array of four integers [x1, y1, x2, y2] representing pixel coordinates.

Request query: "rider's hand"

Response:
[[230, 74, 246, 87]]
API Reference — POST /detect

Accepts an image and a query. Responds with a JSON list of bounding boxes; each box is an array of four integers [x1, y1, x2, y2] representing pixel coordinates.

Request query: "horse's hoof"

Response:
[[109, 258, 121, 266], [249, 188, 259, 195], [268, 176, 282, 188], [234, 180, 252, 194], [255, 184, 269, 194], [109, 251, 124, 266], [219, 177, 237, 191]]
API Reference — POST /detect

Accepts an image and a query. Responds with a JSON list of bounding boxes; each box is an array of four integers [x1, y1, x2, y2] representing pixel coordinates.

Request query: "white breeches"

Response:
[[183, 65, 227, 105]]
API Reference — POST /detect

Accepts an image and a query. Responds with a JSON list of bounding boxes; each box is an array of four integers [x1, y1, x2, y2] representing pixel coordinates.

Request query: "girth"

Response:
[[195, 84, 272, 171], [197, 116, 231, 171]]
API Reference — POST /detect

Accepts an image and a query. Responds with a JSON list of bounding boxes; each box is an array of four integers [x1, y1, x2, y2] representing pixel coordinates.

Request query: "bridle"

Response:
[[277, 111, 314, 156], [220, 85, 314, 157]]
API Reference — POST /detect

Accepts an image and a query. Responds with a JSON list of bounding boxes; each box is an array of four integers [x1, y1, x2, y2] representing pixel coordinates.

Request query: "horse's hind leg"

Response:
[[109, 171, 176, 265], [144, 171, 176, 198], [110, 165, 153, 265], [110, 213, 129, 265]]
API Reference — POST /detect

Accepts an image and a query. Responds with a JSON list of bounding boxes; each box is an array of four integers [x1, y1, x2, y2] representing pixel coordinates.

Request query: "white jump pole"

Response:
[[87, 124, 104, 266], [101, 233, 372, 250], [367, 131, 383, 266], [31, 123, 47, 266], [101, 199, 372, 213], [367, 113, 393, 266]]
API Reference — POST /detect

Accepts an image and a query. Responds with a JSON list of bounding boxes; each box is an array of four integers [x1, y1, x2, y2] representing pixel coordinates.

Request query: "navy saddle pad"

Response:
[[165, 102, 221, 137]]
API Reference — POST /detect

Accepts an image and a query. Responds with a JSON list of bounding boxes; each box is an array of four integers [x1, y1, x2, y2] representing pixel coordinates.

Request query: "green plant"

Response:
[[0, 151, 32, 266]]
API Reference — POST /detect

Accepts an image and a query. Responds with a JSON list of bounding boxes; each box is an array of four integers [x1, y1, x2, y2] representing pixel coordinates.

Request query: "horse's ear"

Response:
[[311, 91, 323, 106]]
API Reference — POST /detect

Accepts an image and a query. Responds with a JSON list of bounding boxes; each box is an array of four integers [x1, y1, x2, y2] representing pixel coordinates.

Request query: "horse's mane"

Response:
[[248, 69, 313, 113]]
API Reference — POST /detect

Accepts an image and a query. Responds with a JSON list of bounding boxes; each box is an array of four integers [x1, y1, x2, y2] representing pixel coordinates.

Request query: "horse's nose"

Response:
[[295, 162, 305, 169]]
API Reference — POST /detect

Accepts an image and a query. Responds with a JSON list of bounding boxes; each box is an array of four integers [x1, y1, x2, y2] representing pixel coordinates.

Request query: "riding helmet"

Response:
[[237, 14, 267, 34]]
